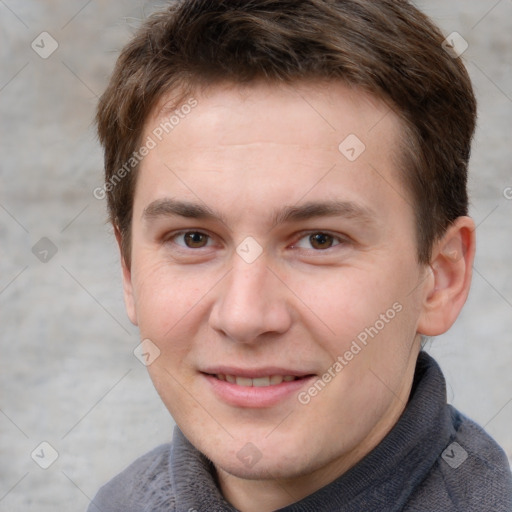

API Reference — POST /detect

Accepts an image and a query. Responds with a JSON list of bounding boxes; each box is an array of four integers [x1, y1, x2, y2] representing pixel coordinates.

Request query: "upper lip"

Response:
[[201, 367, 315, 378]]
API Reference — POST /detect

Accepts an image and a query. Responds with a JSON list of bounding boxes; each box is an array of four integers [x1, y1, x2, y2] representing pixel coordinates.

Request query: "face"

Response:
[[122, 81, 430, 494]]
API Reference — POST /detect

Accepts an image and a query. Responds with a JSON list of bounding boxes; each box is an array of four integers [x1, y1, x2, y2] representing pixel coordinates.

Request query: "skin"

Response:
[[118, 81, 475, 512]]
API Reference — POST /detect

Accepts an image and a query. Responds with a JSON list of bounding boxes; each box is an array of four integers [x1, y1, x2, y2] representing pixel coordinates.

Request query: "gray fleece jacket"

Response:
[[88, 352, 512, 511]]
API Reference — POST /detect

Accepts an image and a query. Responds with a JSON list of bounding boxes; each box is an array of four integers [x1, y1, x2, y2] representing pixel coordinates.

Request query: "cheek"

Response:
[[294, 259, 421, 363], [290, 267, 396, 337], [130, 257, 206, 340]]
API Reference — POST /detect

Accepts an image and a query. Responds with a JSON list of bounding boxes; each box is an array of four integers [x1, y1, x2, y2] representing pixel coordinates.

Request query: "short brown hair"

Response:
[[96, 0, 477, 265]]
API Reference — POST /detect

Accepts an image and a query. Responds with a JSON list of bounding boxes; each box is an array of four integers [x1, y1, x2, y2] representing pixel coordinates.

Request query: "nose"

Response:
[[209, 256, 293, 344]]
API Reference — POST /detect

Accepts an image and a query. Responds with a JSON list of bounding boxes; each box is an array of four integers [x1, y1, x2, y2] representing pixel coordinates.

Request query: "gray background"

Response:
[[0, 1, 511, 510]]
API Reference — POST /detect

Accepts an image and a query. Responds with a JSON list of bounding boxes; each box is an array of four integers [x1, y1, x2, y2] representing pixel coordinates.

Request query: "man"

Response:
[[90, 1, 512, 510]]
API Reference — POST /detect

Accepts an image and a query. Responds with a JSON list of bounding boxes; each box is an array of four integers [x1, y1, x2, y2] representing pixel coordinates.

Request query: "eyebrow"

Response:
[[270, 200, 376, 227], [142, 198, 376, 227], [143, 198, 220, 221]]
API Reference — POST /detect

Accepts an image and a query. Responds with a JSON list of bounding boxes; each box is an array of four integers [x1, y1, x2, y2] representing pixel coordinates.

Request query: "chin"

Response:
[[206, 432, 323, 480], [213, 452, 314, 481]]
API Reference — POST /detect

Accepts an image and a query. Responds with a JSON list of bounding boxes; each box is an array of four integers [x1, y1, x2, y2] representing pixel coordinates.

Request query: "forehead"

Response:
[[135, 81, 411, 229], [146, 80, 398, 150]]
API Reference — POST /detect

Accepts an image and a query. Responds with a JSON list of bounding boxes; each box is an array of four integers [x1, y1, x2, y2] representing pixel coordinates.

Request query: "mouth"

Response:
[[201, 369, 316, 408], [211, 373, 304, 387]]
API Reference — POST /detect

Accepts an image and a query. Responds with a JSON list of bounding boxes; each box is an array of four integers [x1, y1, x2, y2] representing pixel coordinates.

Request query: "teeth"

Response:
[[236, 377, 253, 387], [270, 375, 283, 385], [216, 374, 298, 386], [252, 377, 270, 387]]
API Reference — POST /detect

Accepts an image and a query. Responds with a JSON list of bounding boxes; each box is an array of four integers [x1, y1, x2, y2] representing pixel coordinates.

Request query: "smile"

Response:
[[215, 374, 299, 386], [202, 370, 315, 408]]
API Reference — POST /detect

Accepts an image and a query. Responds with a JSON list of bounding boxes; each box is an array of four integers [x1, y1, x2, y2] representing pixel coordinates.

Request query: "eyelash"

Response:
[[166, 230, 349, 252], [166, 230, 216, 249]]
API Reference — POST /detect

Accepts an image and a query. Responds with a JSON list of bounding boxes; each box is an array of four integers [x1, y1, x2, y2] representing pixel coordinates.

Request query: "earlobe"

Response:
[[417, 216, 476, 336], [114, 226, 138, 326]]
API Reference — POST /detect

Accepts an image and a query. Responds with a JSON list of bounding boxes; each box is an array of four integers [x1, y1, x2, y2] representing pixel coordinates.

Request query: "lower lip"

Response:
[[203, 374, 315, 408]]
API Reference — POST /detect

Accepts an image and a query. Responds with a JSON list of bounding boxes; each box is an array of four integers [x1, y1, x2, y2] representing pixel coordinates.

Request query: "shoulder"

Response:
[[87, 443, 175, 512], [407, 406, 512, 512], [449, 407, 512, 506]]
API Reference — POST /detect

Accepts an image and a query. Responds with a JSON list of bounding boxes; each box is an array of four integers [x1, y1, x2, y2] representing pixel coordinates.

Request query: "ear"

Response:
[[114, 226, 138, 326], [417, 216, 476, 336]]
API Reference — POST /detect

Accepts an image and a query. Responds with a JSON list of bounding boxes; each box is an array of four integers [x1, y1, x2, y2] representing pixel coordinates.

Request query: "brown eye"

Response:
[[294, 232, 343, 251], [183, 232, 209, 248], [309, 233, 335, 250]]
